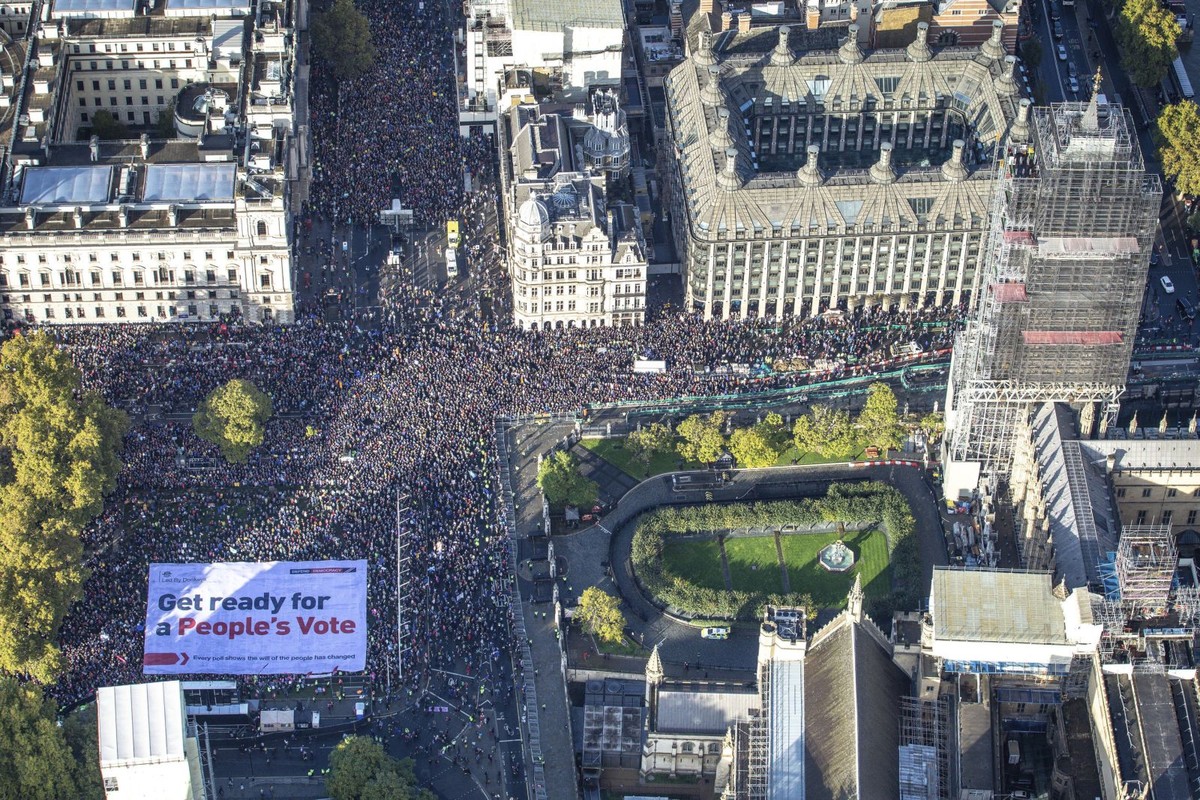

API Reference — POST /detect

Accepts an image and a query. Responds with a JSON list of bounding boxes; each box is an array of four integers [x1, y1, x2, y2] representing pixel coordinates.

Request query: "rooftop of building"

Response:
[[664, 20, 1019, 236], [509, 0, 624, 33], [97, 680, 187, 767], [931, 567, 1068, 644], [1080, 436, 1200, 471], [656, 687, 758, 735], [1030, 403, 1119, 590]]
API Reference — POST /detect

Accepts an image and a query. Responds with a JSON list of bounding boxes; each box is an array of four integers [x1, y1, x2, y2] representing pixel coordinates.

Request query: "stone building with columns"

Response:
[[663, 19, 1025, 320]]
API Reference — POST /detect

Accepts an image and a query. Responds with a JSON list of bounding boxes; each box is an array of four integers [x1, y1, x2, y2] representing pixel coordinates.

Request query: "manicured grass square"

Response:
[[723, 536, 785, 595], [779, 528, 891, 607], [660, 538, 726, 591], [774, 444, 867, 466], [580, 437, 699, 479]]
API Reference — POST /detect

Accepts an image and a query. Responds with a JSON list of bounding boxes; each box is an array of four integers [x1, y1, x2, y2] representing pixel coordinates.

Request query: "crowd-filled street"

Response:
[[39, 0, 966, 797]]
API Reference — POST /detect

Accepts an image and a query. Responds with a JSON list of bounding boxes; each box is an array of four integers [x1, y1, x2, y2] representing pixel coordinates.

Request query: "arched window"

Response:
[[681, 742, 694, 753], [256, 220, 268, 236]]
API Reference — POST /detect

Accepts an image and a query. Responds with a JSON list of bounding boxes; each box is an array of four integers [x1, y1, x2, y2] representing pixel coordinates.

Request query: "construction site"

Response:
[[945, 91, 1161, 499]]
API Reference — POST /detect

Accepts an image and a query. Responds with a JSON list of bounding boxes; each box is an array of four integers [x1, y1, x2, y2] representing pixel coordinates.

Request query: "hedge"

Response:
[[631, 482, 921, 620]]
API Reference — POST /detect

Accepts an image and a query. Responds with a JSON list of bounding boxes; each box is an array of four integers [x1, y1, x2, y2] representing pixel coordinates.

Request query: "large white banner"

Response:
[[143, 560, 368, 675]]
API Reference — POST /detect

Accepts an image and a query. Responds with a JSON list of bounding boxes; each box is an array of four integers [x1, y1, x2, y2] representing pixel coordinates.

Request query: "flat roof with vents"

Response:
[[142, 163, 236, 202], [21, 165, 113, 204]]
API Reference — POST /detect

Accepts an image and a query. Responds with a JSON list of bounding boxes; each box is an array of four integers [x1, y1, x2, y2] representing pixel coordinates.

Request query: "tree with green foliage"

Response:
[[676, 411, 727, 464], [625, 422, 674, 469], [327, 736, 434, 800], [919, 411, 946, 447], [792, 405, 856, 458], [1020, 37, 1042, 70], [857, 382, 905, 453], [0, 678, 82, 800], [0, 332, 127, 681], [729, 425, 781, 468], [192, 379, 274, 464], [89, 110, 127, 140], [536, 451, 599, 508], [313, 0, 377, 83], [62, 705, 104, 800], [1156, 101, 1200, 197], [576, 587, 626, 645], [1117, 0, 1180, 87]]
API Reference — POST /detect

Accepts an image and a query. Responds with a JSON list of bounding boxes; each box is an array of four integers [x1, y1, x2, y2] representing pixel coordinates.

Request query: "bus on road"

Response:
[[445, 219, 460, 279]]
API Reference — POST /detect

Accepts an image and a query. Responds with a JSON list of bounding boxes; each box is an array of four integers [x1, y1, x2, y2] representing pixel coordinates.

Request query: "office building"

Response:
[[0, 0, 298, 326], [663, 18, 1020, 320]]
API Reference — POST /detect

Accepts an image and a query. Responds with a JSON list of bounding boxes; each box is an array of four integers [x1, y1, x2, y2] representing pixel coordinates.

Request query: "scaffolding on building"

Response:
[[946, 98, 1160, 476], [1172, 585, 1200, 628], [1092, 595, 1138, 661], [1116, 525, 1177, 610], [898, 696, 951, 800], [745, 659, 770, 800]]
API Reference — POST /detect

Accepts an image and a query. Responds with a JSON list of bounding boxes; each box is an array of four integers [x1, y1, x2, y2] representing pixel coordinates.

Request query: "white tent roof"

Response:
[[20, 166, 112, 205], [97, 681, 187, 767], [142, 163, 236, 202]]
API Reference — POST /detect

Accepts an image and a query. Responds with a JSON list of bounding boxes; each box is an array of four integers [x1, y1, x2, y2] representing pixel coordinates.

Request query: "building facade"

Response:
[[0, 0, 297, 326], [501, 99, 647, 330], [664, 19, 1020, 321]]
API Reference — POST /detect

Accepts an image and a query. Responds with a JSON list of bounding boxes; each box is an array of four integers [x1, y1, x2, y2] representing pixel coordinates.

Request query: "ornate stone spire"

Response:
[[646, 643, 664, 685], [1081, 67, 1104, 131], [849, 573, 864, 623]]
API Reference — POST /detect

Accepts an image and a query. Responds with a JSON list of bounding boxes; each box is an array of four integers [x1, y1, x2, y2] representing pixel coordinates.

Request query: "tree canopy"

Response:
[[676, 412, 727, 464], [89, 110, 128, 140], [625, 422, 673, 467], [1116, 0, 1180, 87], [856, 383, 905, 453], [313, 0, 377, 83], [536, 451, 599, 508], [729, 425, 780, 468], [0, 678, 82, 800], [576, 587, 625, 645], [327, 736, 434, 800], [0, 332, 127, 681], [792, 405, 856, 458], [192, 379, 274, 465], [1156, 101, 1200, 197]]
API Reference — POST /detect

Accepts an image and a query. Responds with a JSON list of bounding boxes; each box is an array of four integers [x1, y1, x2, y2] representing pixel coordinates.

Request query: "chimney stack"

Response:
[[1010, 98, 1032, 141], [994, 55, 1020, 96], [797, 144, 823, 187], [119, 205, 130, 228], [24, 207, 35, 230], [981, 20, 1006, 61], [870, 141, 896, 184], [771, 25, 793, 67], [167, 204, 178, 227], [906, 22, 932, 62], [73, 207, 84, 229], [839, 25, 863, 65], [941, 139, 968, 182], [693, 29, 717, 66], [716, 147, 743, 191]]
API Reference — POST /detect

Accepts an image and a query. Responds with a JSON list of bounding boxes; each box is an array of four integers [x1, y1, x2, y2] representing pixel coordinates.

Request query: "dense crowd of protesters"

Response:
[[37, 0, 969, 794]]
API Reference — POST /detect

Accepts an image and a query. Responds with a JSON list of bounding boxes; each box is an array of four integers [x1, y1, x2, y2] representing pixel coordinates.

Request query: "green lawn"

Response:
[[773, 444, 868, 466], [661, 538, 726, 590], [779, 528, 890, 607], [659, 528, 891, 608], [580, 437, 700, 479], [724, 536, 785, 594]]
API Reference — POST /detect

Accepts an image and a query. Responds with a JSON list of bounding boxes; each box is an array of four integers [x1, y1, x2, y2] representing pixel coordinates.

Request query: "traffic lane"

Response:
[[1039, 0, 1068, 99], [1146, 266, 1200, 345]]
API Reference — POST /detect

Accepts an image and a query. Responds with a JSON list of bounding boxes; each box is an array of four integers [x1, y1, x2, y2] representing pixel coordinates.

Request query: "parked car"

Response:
[[1058, 43, 1069, 60], [701, 626, 730, 640], [1053, 20, 1065, 38], [1068, 76, 1080, 94], [1161, 275, 1176, 294]]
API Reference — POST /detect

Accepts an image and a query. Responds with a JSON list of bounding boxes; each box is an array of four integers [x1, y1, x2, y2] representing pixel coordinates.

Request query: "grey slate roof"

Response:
[[803, 617, 909, 800], [510, 0, 624, 32]]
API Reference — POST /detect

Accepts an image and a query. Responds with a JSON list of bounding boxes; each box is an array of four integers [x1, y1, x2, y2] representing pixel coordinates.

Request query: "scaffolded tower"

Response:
[[946, 84, 1161, 486], [1116, 525, 1177, 610]]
